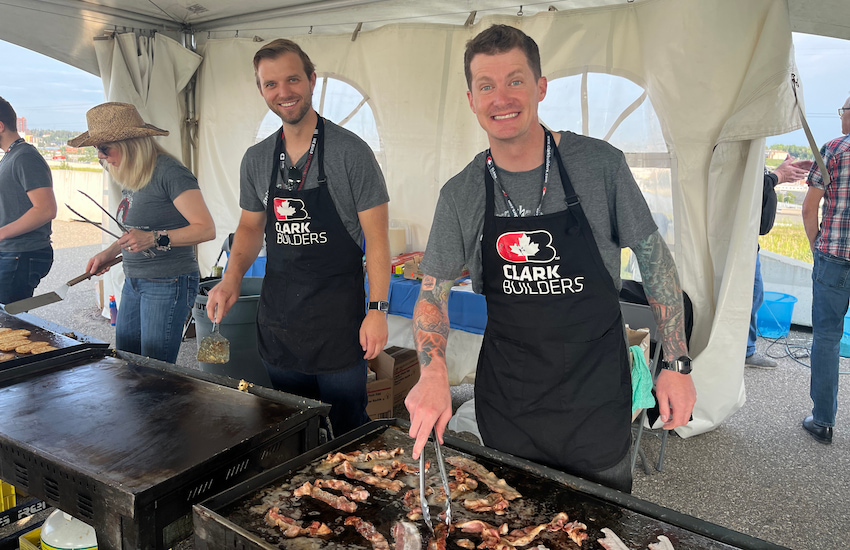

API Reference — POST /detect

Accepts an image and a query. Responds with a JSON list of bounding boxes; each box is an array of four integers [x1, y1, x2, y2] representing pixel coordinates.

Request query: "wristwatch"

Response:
[[153, 230, 171, 251], [662, 355, 693, 375], [368, 301, 389, 313]]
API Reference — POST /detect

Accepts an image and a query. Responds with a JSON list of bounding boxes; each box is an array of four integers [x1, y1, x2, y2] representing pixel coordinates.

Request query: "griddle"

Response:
[[194, 419, 791, 550], [0, 347, 330, 550], [0, 309, 107, 369]]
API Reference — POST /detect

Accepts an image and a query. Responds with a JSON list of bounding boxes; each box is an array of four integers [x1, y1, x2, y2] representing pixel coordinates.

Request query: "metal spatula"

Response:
[[197, 305, 230, 363]]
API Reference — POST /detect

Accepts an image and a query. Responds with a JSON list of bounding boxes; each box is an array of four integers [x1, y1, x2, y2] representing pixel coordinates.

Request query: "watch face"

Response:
[[157, 234, 170, 247]]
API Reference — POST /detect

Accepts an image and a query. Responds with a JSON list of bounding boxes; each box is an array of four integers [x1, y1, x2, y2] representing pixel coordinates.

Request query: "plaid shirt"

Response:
[[808, 134, 850, 258]]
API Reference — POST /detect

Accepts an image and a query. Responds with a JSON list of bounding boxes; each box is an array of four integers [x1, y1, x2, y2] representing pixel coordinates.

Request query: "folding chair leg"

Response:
[[656, 429, 669, 471], [631, 409, 647, 473]]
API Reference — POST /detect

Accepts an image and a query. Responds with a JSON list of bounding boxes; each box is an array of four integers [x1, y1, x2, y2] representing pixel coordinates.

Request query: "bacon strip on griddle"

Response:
[[392, 521, 422, 550], [445, 456, 522, 500], [265, 507, 331, 538], [457, 520, 508, 549], [292, 481, 358, 513], [426, 521, 450, 550], [462, 492, 510, 515], [335, 459, 405, 493], [454, 540, 475, 550], [545, 512, 587, 546], [458, 513, 585, 549], [321, 447, 405, 468], [373, 459, 421, 478], [313, 478, 370, 501], [345, 516, 390, 550]]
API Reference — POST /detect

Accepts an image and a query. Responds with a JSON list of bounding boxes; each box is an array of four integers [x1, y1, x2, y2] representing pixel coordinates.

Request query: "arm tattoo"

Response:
[[631, 232, 689, 360], [413, 275, 454, 368]]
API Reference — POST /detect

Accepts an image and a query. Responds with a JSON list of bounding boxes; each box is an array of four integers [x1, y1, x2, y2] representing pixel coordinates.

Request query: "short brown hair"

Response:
[[253, 39, 316, 87], [0, 96, 17, 131], [464, 25, 541, 89]]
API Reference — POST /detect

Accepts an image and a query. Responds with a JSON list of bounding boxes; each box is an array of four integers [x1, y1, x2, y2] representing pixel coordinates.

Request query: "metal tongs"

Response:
[[70, 190, 154, 258], [419, 428, 452, 533]]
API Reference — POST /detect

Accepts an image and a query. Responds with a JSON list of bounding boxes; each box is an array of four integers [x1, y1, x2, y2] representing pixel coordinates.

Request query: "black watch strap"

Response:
[[368, 301, 389, 313], [662, 355, 692, 375]]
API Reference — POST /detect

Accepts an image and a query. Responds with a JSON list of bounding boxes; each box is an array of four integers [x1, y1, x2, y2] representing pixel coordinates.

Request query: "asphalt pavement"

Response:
[[6, 224, 849, 550]]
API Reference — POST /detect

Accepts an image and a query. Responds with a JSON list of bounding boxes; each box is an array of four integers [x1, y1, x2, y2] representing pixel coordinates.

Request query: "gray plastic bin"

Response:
[[193, 277, 272, 387]]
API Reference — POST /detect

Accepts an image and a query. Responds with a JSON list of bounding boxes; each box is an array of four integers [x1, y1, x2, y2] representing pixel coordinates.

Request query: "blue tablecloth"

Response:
[[387, 277, 487, 334]]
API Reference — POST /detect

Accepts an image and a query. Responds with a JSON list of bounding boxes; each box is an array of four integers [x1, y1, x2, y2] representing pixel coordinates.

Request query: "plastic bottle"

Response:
[[108, 295, 117, 326], [40, 509, 98, 550]]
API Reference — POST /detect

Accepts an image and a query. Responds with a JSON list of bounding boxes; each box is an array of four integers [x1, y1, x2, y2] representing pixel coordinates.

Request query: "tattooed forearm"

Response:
[[413, 275, 454, 368], [631, 232, 689, 361]]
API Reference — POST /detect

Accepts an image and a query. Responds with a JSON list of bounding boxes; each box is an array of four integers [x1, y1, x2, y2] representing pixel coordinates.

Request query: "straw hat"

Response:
[[68, 102, 168, 147]]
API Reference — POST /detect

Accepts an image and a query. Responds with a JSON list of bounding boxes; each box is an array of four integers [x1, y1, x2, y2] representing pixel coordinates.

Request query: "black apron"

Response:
[[475, 133, 632, 474], [257, 118, 366, 374]]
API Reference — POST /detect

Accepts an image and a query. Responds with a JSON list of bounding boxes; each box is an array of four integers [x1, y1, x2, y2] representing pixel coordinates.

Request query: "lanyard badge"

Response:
[[278, 124, 319, 191], [486, 129, 552, 218]]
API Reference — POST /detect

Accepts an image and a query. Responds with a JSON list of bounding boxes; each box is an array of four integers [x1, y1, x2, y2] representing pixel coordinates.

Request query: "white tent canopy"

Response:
[[2, 0, 845, 437]]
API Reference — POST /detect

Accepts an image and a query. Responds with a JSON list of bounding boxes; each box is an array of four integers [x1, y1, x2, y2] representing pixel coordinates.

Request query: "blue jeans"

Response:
[[263, 358, 371, 437], [810, 250, 850, 427], [116, 273, 199, 364], [747, 252, 764, 356], [0, 247, 53, 305]]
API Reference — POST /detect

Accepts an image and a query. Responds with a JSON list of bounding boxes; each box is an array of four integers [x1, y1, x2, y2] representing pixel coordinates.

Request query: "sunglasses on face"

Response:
[[840, 108, 850, 117], [96, 145, 111, 156]]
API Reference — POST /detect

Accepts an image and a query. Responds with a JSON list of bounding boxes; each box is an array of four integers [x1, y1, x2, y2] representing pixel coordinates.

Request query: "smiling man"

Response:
[[405, 25, 695, 493], [206, 39, 390, 437]]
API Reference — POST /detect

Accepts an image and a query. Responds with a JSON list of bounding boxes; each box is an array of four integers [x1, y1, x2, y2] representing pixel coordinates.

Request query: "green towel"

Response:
[[631, 345, 656, 414]]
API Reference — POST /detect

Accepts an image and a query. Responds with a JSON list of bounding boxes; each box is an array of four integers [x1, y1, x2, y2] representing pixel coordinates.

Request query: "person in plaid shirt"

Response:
[[801, 94, 850, 445]]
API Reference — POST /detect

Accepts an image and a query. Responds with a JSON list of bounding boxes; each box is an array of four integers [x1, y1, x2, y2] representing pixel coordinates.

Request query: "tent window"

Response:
[[256, 76, 382, 159], [540, 72, 676, 281]]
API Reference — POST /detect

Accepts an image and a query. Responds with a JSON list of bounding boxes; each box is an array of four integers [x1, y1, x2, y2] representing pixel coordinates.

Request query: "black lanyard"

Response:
[[276, 120, 320, 191], [1, 138, 25, 166], [485, 128, 553, 217]]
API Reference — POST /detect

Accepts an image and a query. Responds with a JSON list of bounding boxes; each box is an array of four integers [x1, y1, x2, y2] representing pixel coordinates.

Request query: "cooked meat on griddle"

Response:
[[426, 521, 450, 550], [391, 521, 422, 550], [455, 539, 476, 549], [462, 492, 510, 515], [446, 456, 522, 500], [597, 527, 630, 550], [345, 516, 390, 550], [264, 507, 331, 538], [0, 329, 30, 341], [16, 341, 50, 354], [0, 339, 29, 352], [545, 512, 587, 546], [32, 345, 57, 354], [292, 481, 358, 513], [373, 459, 421, 478], [335, 459, 405, 493], [313, 478, 370, 501], [648, 535, 675, 550], [456, 513, 585, 549], [322, 447, 405, 468], [0, 328, 11, 334]]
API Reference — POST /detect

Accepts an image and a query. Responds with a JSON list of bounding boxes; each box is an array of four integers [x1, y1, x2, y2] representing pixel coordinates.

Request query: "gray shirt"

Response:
[[420, 131, 658, 293], [0, 141, 53, 252], [240, 118, 389, 245], [118, 154, 200, 278]]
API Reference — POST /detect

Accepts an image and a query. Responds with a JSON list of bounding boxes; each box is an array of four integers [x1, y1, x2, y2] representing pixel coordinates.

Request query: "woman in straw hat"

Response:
[[71, 102, 215, 363]]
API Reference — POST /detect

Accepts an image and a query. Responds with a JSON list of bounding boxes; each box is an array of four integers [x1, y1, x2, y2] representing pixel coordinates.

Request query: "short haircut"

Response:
[[253, 39, 316, 87], [464, 25, 542, 89], [0, 96, 17, 131]]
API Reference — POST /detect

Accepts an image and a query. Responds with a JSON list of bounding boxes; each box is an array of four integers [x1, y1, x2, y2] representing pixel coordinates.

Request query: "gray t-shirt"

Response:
[[420, 131, 657, 293], [118, 154, 200, 278], [240, 119, 389, 245], [0, 142, 53, 252]]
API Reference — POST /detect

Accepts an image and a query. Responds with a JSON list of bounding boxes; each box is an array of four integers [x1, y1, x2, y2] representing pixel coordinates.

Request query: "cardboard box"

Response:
[[383, 346, 420, 407], [366, 352, 394, 420]]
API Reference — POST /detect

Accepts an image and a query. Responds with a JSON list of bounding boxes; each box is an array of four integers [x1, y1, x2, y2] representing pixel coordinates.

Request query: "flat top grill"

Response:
[[198, 423, 786, 550], [0, 353, 305, 492], [0, 309, 103, 368]]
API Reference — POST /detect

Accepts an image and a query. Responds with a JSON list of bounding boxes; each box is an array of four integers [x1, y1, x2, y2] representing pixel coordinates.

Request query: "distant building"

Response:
[[766, 149, 787, 160], [16, 117, 26, 134]]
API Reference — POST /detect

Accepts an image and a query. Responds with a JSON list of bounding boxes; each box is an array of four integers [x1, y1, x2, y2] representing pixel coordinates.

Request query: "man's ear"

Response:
[[467, 90, 476, 114]]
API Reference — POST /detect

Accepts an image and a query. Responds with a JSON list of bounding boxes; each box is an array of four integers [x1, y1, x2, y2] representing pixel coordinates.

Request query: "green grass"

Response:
[[49, 164, 103, 173], [765, 158, 783, 170], [759, 222, 812, 264]]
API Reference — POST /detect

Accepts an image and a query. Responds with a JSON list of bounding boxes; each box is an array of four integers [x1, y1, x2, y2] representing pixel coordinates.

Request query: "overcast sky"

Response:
[[0, 32, 848, 145]]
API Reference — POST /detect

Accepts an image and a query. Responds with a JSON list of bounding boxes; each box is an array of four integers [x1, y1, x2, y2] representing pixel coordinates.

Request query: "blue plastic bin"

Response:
[[840, 311, 850, 358], [756, 292, 797, 339], [223, 251, 267, 277]]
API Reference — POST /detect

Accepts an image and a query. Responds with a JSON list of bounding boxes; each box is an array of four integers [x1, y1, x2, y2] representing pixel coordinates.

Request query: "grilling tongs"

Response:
[[419, 428, 452, 534]]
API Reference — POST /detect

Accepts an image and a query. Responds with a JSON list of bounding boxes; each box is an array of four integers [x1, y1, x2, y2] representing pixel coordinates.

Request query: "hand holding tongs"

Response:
[[419, 428, 452, 533], [70, 190, 155, 258]]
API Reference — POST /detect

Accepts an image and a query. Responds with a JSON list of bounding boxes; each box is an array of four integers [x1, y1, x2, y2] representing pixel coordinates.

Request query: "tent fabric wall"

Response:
[[92, 32, 202, 315], [193, 0, 800, 436]]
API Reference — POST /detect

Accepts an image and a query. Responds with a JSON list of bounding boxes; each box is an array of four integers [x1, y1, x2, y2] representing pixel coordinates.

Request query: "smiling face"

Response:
[[257, 52, 316, 128], [466, 48, 547, 147]]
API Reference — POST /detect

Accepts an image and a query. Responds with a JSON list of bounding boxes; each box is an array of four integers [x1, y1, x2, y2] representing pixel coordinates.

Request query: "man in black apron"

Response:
[[406, 25, 696, 493], [207, 39, 390, 436]]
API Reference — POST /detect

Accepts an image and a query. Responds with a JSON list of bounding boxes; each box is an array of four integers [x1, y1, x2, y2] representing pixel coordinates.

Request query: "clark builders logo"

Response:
[[496, 230, 557, 263], [273, 198, 309, 221]]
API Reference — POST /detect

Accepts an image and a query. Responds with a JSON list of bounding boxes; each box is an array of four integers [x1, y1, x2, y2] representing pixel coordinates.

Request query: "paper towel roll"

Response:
[[389, 226, 407, 256]]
